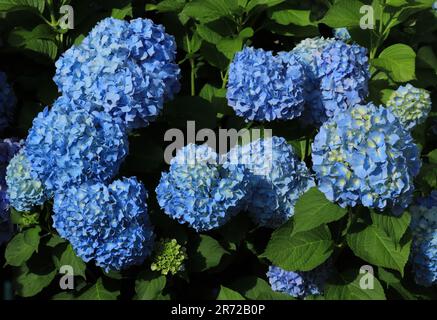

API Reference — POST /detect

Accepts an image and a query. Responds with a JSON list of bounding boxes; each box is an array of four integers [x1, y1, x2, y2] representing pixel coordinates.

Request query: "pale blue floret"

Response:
[[334, 28, 351, 41], [227, 47, 306, 122], [225, 137, 315, 228], [25, 96, 129, 195], [54, 17, 180, 129], [386, 83, 432, 130], [53, 177, 155, 272], [6, 150, 47, 212], [156, 144, 249, 232], [312, 103, 421, 214]]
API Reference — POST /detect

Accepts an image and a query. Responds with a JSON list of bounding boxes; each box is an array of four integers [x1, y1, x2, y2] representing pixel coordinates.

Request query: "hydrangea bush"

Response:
[[0, 0, 436, 301]]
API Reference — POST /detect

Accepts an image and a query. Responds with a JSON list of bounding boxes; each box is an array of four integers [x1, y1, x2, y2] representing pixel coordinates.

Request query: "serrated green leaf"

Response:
[[269, 9, 312, 26], [372, 44, 416, 82], [5, 226, 41, 266], [217, 286, 246, 300], [292, 187, 347, 234], [57, 244, 87, 280], [370, 211, 411, 244], [15, 264, 56, 297], [78, 278, 119, 300], [321, 0, 365, 28], [189, 235, 229, 272], [263, 223, 334, 271], [325, 269, 386, 300], [134, 271, 166, 300], [347, 224, 411, 275], [0, 0, 44, 13]]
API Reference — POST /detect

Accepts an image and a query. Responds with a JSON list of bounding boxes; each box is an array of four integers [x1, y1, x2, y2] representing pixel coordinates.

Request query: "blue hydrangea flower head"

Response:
[[25, 96, 128, 195], [227, 47, 305, 122], [292, 38, 369, 124], [53, 177, 155, 272], [312, 103, 421, 213], [6, 149, 46, 212], [386, 84, 432, 130], [156, 144, 249, 232], [54, 17, 180, 129], [226, 137, 314, 228], [0, 71, 16, 131], [334, 28, 351, 41], [267, 263, 331, 298], [0, 138, 22, 185], [410, 191, 437, 287]]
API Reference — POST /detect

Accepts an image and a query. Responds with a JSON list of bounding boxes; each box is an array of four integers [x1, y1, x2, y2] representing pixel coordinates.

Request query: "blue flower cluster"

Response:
[[267, 263, 331, 298], [0, 138, 21, 244], [54, 17, 180, 129], [156, 144, 249, 232], [226, 137, 315, 228], [6, 150, 46, 212], [53, 177, 155, 272], [334, 28, 351, 41], [227, 47, 305, 122], [227, 38, 369, 126], [409, 191, 437, 287], [312, 103, 421, 213], [0, 71, 16, 131], [25, 96, 128, 194], [386, 84, 432, 130]]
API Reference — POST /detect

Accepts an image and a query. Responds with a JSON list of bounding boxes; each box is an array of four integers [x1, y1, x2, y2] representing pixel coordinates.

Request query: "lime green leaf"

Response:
[[269, 9, 312, 26], [111, 4, 133, 19], [135, 271, 166, 300], [263, 222, 334, 271], [78, 278, 119, 300], [347, 224, 411, 275], [189, 235, 229, 272], [370, 211, 411, 244], [15, 264, 56, 297], [321, 0, 365, 28], [386, 0, 409, 6], [5, 226, 41, 267], [372, 44, 416, 82], [292, 187, 347, 234], [325, 269, 386, 300], [246, 0, 285, 12], [216, 37, 243, 60], [217, 286, 246, 300], [0, 0, 44, 13]]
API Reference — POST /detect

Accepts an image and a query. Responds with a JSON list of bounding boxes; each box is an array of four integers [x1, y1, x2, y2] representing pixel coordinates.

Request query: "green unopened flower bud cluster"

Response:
[[151, 238, 187, 275]]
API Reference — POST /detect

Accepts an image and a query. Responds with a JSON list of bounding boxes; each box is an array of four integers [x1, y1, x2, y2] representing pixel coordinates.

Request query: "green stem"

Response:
[[221, 68, 229, 89], [190, 59, 196, 96]]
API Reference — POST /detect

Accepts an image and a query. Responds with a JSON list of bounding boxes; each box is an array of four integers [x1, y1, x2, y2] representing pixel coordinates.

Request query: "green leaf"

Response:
[[321, 0, 365, 28], [262, 223, 334, 271], [292, 187, 347, 234], [386, 0, 409, 6], [268, 9, 312, 26], [246, 0, 285, 12], [78, 278, 119, 300], [325, 269, 386, 300], [372, 44, 416, 82], [370, 211, 411, 244], [196, 24, 223, 45], [231, 276, 293, 300], [15, 264, 57, 297], [216, 37, 243, 60], [217, 286, 246, 300], [111, 4, 133, 19], [8, 25, 58, 59], [347, 224, 411, 275], [428, 149, 437, 164], [188, 235, 229, 272], [134, 271, 167, 300], [200, 42, 230, 70], [154, 0, 187, 13], [45, 234, 66, 248], [181, 0, 240, 23], [56, 244, 87, 280], [378, 267, 416, 300], [5, 226, 41, 267], [0, 0, 45, 13]]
